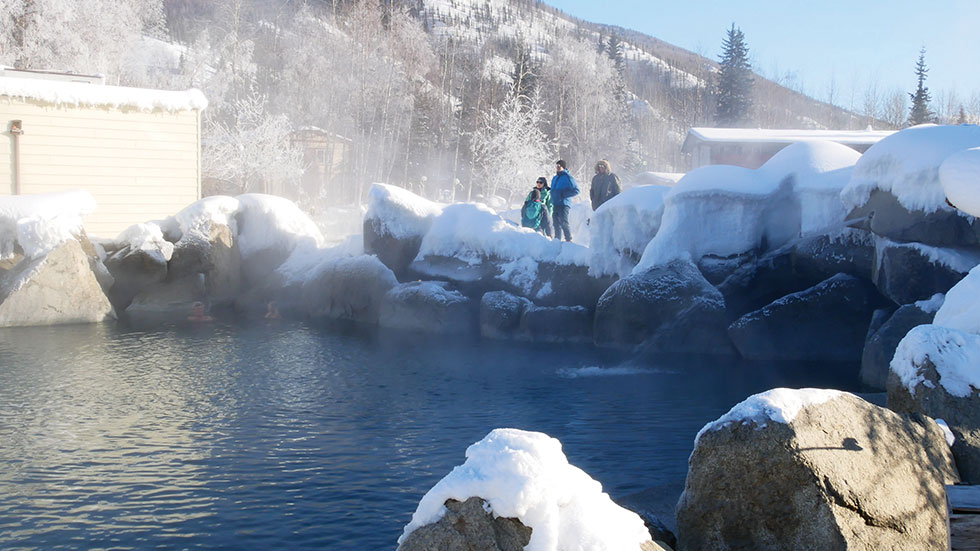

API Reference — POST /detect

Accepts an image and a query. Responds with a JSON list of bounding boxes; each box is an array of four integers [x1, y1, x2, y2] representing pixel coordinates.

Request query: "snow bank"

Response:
[[114, 222, 174, 263], [418, 203, 589, 266], [588, 184, 668, 277], [940, 146, 980, 217], [891, 324, 980, 398], [760, 141, 859, 234], [234, 194, 324, 260], [0, 76, 207, 112], [633, 141, 861, 272], [934, 264, 980, 334], [399, 428, 652, 551], [0, 190, 96, 259], [365, 183, 443, 239], [165, 195, 240, 240], [696, 388, 845, 444], [841, 124, 980, 214]]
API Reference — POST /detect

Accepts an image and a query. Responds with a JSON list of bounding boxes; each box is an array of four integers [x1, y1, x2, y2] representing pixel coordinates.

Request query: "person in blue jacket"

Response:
[[550, 159, 579, 242]]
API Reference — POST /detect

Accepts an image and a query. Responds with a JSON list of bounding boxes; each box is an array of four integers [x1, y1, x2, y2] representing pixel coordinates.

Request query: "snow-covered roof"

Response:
[[0, 76, 207, 112], [682, 127, 895, 151]]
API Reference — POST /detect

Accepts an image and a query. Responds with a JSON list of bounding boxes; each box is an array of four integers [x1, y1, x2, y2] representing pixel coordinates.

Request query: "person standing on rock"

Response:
[[590, 159, 621, 212], [550, 160, 579, 242], [528, 176, 553, 237]]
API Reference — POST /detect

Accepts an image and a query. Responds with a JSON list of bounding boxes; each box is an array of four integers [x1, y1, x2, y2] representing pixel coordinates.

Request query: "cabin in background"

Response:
[[0, 68, 206, 237], [682, 127, 896, 170]]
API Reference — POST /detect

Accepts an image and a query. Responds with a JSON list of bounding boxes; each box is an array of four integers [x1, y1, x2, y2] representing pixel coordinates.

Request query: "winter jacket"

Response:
[[521, 198, 543, 229], [550, 171, 580, 207], [533, 187, 554, 215], [590, 173, 622, 210]]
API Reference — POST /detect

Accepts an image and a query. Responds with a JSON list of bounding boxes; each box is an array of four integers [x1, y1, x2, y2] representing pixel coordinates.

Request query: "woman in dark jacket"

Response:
[[590, 159, 622, 211]]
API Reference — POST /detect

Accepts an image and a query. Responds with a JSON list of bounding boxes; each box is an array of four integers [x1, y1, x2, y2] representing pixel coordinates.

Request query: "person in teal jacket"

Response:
[[521, 188, 544, 230], [550, 160, 579, 241], [533, 176, 553, 236]]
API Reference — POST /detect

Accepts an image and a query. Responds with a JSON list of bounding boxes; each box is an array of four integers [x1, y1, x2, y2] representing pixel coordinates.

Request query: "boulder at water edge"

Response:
[[167, 222, 242, 300], [363, 183, 442, 279], [872, 240, 977, 305], [888, 324, 980, 483], [727, 273, 882, 362], [790, 227, 875, 283], [103, 241, 169, 309], [290, 254, 398, 324], [676, 389, 957, 551], [397, 497, 532, 551], [379, 281, 476, 334], [480, 291, 532, 339], [861, 302, 937, 389], [594, 259, 733, 355], [478, 291, 592, 343], [847, 188, 980, 247], [0, 239, 114, 327]]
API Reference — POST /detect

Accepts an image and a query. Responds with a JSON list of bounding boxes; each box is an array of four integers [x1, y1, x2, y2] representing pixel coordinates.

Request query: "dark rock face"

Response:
[[519, 305, 592, 343], [480, 291, 532, 339], [676, 392, 957, 551], [847, 188, 980, 247], [791, 227, 876, 283], [728, 273, 882, 362], [397, 497, 532, 551], [861, 304, 935, 390], [363, 217, 424, 280], [696, 252, 757, 286], [379, 281, 477, 334], [103, 245, 169, 309], [410, 255, 613, 308], [888, 328, 980, 483], [717, 246, 809, 322], [872, 241, 975, 305], [124, 274, 207, 322], [292, 255, 399, 324], [594, 259, 733, 355]]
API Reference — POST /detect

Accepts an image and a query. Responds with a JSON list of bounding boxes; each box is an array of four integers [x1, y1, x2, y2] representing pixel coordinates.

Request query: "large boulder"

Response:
[[0, 239, 114, 327], [888, 324, 980, 483], [846, 188, 980, 247], [123, 274, 207, 322], [363, 183, 442, 279], [289, 254, 398, 324], [861, 301, 937, 389], [168, 222, 242, 300], [677, 389, 958, 551], [791, 227, 876, 283], [397, 497, 532, 551], [716, 246, 809, 321], [594, 259, 733, 355], [872, 239, 977, 305], [728, 273, 883, 362], [480, 291, 533, 340], [410, 254, 613, 308], [379, 281, 477, 334], [518, 305, 592, 344], [103, 242, 170, 309]]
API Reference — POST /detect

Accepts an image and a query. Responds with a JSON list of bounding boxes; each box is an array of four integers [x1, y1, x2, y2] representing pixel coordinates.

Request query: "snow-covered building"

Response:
[[682, 127, 895, 170], [0, 68, 206, 237]]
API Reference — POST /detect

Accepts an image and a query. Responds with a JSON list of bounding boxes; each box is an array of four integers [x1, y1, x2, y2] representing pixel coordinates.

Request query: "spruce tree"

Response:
[[715, 23, 753, 127], [907, 47, 934, 126]]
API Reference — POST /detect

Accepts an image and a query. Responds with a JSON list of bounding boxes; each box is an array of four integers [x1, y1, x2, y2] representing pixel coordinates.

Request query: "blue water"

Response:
[[0, 321, 860, 550]]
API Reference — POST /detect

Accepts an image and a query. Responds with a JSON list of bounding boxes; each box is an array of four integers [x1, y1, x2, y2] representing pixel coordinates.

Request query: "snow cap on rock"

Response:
[[0, 190, 96, 259], [891, 324, 980, 398], [696, 388, 846, 444], [365, 183, 443, 239], [940, 146, 980, 217], [399, 428, 652, 551]]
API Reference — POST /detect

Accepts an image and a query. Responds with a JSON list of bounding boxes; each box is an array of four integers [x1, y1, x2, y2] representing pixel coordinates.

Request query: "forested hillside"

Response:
[[2, 0, 967, 210]]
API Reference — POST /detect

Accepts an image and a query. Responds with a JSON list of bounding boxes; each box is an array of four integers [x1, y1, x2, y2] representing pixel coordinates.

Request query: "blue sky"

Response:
[[547, 0, 980, 107]]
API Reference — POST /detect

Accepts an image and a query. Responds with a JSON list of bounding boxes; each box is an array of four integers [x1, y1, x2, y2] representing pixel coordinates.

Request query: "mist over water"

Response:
[[0, 321, 861, 550]]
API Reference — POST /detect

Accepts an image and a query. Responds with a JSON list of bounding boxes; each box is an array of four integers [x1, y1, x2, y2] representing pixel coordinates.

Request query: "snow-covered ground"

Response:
[[399, 428, 653, 551]]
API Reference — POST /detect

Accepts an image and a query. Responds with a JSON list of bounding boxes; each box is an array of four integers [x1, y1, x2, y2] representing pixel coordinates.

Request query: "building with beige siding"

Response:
[[0, 68, 206, 238]]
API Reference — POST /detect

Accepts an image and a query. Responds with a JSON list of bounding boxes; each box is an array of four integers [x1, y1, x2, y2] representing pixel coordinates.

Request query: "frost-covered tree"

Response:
[[202, 92, 305, 196], [0, 0, 164, 80], [907, 47, 934, 126], [715, 23, 753, 127], [472, 91, 552, 204]]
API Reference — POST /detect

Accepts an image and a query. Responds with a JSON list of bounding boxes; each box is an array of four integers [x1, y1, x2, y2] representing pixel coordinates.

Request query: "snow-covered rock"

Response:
[[363, 183, 443, 278], [888, 324, 980, 482], [286, 253, 398, 324], [594, 259, 733, 354], [0, 239, 114, 327], [715, 246, 806, 321], [727, 273, 883, 362], [0, 190, 97, 260], [588, 184, 668, 278], [479, 291, 533, 340], [791, 227, 876, 283], [678, 389, 957, 551], [635, 140, 859, 271], [378, 281, 476, 334], [842, 124, 980, 215], [398, 428, 661, 551]]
